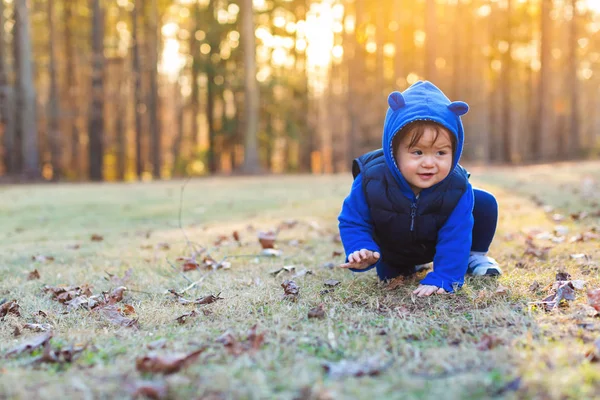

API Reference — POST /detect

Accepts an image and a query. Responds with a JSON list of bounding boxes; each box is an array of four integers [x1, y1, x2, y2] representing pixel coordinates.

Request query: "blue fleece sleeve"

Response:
[[337, 173, 381, 272], [420, 184, 474, 292]]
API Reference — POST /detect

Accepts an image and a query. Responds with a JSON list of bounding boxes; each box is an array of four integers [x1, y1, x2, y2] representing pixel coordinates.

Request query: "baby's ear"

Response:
[[448, 101, 469, 116], [388, 92, 406, 111]]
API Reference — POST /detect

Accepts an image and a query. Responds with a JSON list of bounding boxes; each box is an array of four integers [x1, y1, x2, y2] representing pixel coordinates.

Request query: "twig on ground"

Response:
[[166, 258, 194, 284]]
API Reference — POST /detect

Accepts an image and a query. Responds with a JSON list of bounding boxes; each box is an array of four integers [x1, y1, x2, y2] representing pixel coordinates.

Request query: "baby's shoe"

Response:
[[414, 263, 432, 273], [467, 253, 502, 276]]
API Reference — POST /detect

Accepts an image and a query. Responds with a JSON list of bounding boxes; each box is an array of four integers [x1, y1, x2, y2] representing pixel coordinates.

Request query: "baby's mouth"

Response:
[[417, 173, 435, 180]]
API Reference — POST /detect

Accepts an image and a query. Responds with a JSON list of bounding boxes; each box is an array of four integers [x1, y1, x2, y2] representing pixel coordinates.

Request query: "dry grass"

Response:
[[1, 163, 600, 400]]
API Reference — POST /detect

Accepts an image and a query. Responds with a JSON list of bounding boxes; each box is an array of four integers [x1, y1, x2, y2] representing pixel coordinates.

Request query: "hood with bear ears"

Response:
[[382, 80, 469, 199]]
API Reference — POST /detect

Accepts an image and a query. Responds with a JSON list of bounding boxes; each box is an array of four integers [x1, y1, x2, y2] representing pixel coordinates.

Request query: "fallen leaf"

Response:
[[308, 304, 326, 319], [587, 289, 600, 312], [91, 234, 104, 242], [384, 276, 405, 291], [5, 331, 53, 357], [281, 280, 299, 301], [122, 304, 136, 315], [324, 279, 340, 288], [257, 231, 277, 249], [32, 255, 54, 263], [529, 281, 540, 292], [215, 325, 265, 356], [556, 272, 571, 281], [109, 286, 127, 304], [0, 300, 20, 318], [129, 380, 168, 400], [34, 340, 88, 364], [270, 265, 295, 276], [135, 348, 206, 374], [195, 293, 223, 305], [476, 334, 503, 351], [495, 285, 508, 295], [96, 305, 139, 329], [27, 269, 40, 280], [323, 357, 392, 379], [105, 269, 133, 286], [292, 269, 313, 278], [524, 238, 551, 259], [332, 250, 343, 257], [176, 310, 198, 325]]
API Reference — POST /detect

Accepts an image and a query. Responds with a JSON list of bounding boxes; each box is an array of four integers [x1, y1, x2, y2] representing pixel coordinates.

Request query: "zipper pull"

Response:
[[410, 202, 417, 231]]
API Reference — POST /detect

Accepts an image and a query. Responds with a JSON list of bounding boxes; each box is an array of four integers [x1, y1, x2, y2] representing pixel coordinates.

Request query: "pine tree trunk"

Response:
[[14, 0, 39, 179], [115, 63, 127, 181], [534, 0, 552, 160], [88, 0, 105, 181], [0, 0, 15, 174], [568, 0, 580, 158], [132, 0, 144, 179], [47, 0, 62, 179], [64, 0, 81, 179], [501, 0, 512, 163], [148, 0, 161, 178], [240, 0, 260, 174]]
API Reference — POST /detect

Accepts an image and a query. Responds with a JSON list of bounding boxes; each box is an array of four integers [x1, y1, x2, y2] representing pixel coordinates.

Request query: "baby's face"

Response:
[[395, 127, 453, 195]]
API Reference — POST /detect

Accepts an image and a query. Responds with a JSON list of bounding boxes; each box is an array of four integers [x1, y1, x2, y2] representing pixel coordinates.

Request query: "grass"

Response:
[[1, 162, 600, 400]]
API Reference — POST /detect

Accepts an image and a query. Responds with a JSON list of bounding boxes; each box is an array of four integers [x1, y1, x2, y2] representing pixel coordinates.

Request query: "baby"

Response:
[[338, 81, 501, 296]]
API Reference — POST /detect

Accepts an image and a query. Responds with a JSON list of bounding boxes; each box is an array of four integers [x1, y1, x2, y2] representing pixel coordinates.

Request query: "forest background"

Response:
[[1, 0, 600, 182]]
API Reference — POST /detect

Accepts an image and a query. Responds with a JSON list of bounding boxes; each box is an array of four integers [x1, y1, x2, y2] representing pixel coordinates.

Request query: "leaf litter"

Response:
[[136, 347, 207, 374]]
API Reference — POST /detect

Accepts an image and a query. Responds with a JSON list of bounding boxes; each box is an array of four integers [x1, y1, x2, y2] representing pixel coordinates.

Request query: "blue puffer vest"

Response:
[[353, 149, 469, 269]]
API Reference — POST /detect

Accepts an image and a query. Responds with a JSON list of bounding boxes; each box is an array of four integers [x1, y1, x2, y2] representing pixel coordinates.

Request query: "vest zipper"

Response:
[[410, 201, 418, 232]]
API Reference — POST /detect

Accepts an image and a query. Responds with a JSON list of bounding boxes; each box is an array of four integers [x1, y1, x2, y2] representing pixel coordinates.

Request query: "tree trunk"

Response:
[[14, 0, 39, 179], [501, 0, 512, 163], [568, 0, 580, 158], [47, 0, 62, 179], [88, 0, 105, 181], [132, 0, 144, 179], [240, 0, 260, 174], [189, 2, 201, 165], [115, 64, 127, 181], [0, 0, 15, 174], [424, 0, 437, 82], [64, 0, 81, 179], [534, 0, 552, 160], [148, 0, 161, 178], [451, 1, 462, 100], [205, 0, 217, 174]]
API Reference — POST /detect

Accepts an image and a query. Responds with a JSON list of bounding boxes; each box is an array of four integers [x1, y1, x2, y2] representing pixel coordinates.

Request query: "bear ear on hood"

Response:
[[388, 91, 406, 111], [448, 101, 469, 116]]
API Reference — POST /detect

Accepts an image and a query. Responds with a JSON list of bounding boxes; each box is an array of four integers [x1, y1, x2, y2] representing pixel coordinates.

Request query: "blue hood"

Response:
[[382, 81, 469, 199]]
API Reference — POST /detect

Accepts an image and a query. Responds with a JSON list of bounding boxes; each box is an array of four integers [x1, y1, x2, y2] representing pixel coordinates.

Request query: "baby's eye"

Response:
[[437, 151, 447, 156], [412, 150, 423, 155]]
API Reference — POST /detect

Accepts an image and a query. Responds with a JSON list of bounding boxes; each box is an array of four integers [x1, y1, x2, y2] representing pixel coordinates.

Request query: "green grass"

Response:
[[1, 163, 600, 399]]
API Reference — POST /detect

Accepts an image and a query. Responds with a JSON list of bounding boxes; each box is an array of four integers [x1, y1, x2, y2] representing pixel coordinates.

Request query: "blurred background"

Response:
[[0, 0, 599, 182]]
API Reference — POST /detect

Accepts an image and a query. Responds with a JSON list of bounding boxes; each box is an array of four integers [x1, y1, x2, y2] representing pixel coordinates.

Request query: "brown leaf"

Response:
[[257, 230, 277, 249], [495, 285, 508, 295], [323, 357, 392, 379], [0, 300, 20, 318], [96, 305, 139, 329], [324, 279, 340, 288], [384, 276, 405, 291], [476, 334, 502, 351], [176, 310, 198, 324], [43, 284, 93, 302], [5, 331, 53, 357], [195, 293, 223, 305], [27, 269, 40, 280], [135, 348, 206, 374], [122, 304, 136, 315], [91, 234, 104, 242], [130, 380, 168, 400], [524, 238, 551, 259], [232, 231, 241, 243], [587, 289, 600, 312], [308, 304, 326, 319], [106, 269, 133, 286], [215, 325, 265, 356], [214, 235, 229, 246], [34, 340, 88, 364], [332, 250, 343, 257], [109, 286, 127, 304], [281, 280, 299, 301], [556, 271, 571, 281]]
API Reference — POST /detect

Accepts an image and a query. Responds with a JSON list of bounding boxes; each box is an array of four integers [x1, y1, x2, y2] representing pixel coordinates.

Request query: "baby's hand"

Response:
[[338, 249, 380, 270], [412, 284, 447, 297]]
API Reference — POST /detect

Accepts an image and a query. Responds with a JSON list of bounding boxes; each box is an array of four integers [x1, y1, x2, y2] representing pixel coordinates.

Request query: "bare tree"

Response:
[[501, 0, 512, 163], [148, 0, 161, 178], [88, 0, 105, 181], [14, 0, 39, 179], [240, 0, 260, 173], [64, 0, 81, 179], [534, 0, 552, 160], [568, 0, 580, 158], [47, 0, 62, 179], [0, 0, 15, 174], [132, 0, 144, 179]]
